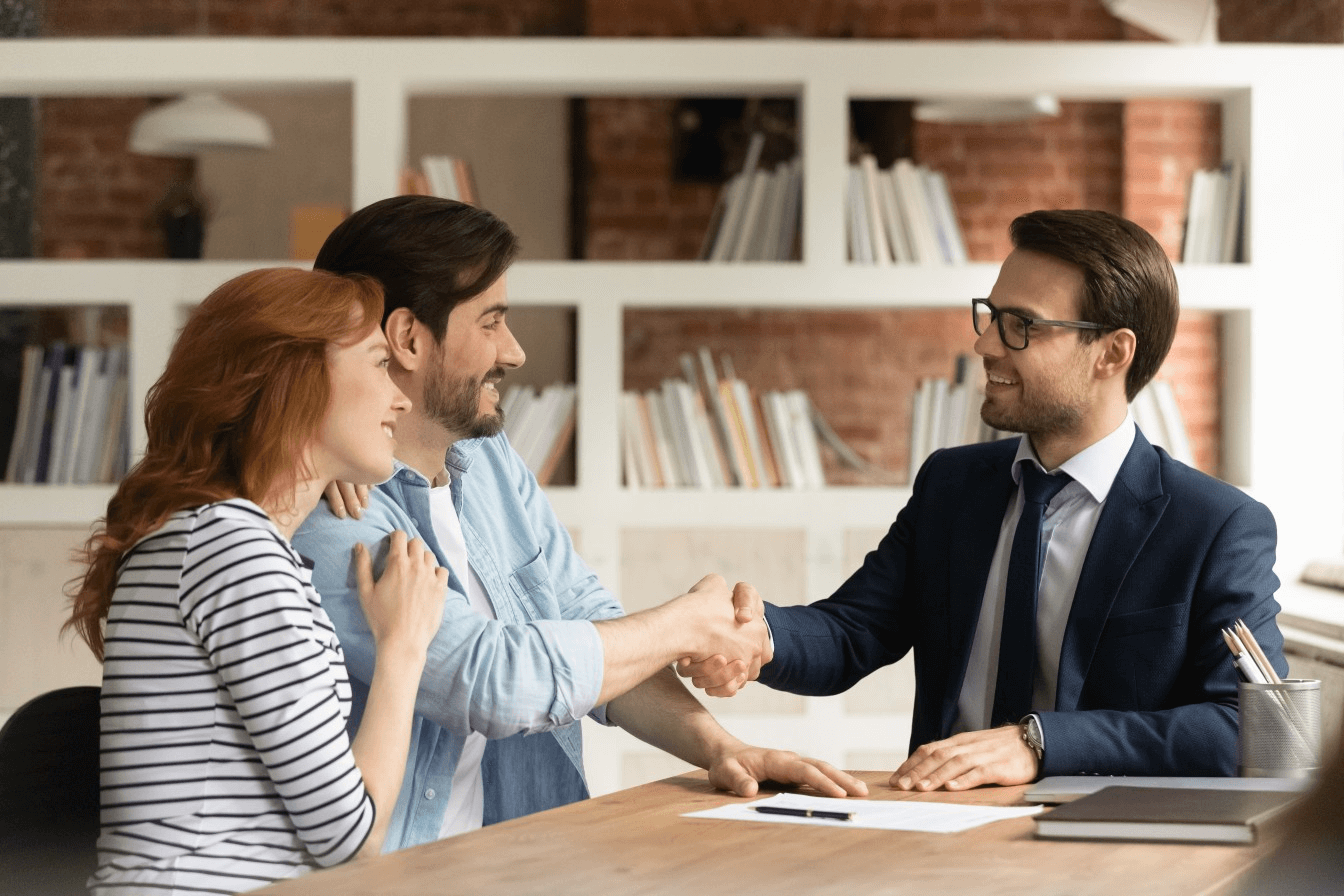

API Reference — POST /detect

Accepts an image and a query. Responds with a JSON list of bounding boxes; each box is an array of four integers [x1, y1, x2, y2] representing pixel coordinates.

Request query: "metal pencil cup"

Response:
[[1238, 679, 1321, 778]]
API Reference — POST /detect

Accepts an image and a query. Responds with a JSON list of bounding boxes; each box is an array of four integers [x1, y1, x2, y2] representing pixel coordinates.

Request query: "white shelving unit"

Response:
[[2, 39, 1342, 793]]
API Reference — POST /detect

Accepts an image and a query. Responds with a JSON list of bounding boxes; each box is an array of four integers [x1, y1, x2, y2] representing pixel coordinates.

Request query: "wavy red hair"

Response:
[[66, 267, 384, 660]]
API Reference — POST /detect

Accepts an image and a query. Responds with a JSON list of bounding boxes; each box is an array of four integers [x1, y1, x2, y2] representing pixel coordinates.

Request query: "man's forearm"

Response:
[[605, 666, 741, 769], [592, 577, 764, 706]]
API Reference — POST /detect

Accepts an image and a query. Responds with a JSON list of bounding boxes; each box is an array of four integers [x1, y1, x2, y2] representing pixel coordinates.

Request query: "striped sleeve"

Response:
[[177, 506, 374, 867]]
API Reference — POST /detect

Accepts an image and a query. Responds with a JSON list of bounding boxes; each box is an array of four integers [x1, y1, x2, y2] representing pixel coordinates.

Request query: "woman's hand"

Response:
[[324, 481, 371, 520], [353, 530, 447, 656]]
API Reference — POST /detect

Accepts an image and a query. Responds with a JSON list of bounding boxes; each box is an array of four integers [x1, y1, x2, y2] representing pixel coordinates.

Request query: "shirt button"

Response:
[[424, 788, 436, 800]]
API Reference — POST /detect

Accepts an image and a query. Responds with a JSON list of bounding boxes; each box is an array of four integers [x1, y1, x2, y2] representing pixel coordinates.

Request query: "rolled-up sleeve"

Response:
[[297, 496, 608, 740]]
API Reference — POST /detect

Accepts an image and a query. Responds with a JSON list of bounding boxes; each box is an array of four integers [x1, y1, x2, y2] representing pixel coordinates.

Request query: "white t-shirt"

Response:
[[429, 478, 497, 839]]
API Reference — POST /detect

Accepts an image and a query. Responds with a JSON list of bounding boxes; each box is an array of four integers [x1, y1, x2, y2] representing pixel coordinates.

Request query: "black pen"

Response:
[[751, 806, 853, 821]]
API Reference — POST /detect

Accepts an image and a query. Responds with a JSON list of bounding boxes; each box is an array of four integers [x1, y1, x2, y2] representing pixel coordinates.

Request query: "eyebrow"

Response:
[[476, 302, 509, 320]]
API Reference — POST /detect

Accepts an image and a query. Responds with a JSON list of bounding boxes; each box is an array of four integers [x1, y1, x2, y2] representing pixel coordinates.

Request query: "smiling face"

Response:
[[975, 248, 1103, 449], [423, 274, 526, 441], [312, 323, 411, 484]]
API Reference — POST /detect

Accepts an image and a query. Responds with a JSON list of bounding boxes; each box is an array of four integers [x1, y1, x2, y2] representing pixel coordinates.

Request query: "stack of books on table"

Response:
[[501, 383, 576, 486], [699, 132, 802, 262], [1181, 160, 1245, 263], [3, 341, 130, 485], [848, 154, 967, 265], [621, 348, 838, 490]]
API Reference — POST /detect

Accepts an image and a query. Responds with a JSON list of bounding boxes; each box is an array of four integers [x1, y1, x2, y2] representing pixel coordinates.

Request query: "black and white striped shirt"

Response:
[[90, 499, 374, 895]]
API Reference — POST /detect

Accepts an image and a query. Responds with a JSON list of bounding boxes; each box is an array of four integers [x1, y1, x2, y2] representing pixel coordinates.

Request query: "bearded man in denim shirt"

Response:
[[293, 196, 865, 851]]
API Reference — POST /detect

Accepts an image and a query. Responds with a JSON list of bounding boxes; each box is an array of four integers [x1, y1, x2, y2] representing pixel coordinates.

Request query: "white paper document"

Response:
[[684, 792, 1043, 833]]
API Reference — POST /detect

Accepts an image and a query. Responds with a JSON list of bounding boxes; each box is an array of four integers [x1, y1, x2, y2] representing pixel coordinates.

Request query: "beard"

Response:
[[423, 362, 507, 440], [980, 394, 1084, 437], [979, 367, 1087, 438]]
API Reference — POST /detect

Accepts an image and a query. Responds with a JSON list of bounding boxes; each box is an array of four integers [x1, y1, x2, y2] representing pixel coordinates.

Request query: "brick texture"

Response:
[[625, 308, 1221, 481], [38, 97, 194, 258], [1219, 0, 1344, 42], [26, 0, 1341, 480], [1122, 99, 1221, 259]]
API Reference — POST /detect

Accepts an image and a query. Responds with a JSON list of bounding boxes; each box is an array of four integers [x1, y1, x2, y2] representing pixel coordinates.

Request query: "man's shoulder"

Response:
[[294, 485, 418, 546], [1159, 448, 1268, 512], [920, 438, 1017, 481]]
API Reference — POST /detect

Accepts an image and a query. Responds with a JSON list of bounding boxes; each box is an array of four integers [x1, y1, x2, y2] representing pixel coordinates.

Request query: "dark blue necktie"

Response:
[[991, 461, 1072, 727]]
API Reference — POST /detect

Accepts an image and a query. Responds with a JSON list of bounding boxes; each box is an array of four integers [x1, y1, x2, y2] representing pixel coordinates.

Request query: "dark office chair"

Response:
[[0, 685, 101, 896]]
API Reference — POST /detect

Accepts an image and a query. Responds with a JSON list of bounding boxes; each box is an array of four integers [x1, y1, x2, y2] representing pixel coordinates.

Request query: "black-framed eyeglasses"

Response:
[[971, 298, 1109, 351]]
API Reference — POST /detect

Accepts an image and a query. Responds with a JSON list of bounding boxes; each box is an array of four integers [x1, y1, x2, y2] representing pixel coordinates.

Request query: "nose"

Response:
[[974, 319, 1004, 359], [499, 324, 526, 369], [391, 384, 412, 414]]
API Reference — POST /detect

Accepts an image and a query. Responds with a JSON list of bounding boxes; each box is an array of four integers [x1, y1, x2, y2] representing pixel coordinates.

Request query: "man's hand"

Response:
[[666, 576, 771, 697], [324, 480, 371, 520], [676, 582, 771, 696], [890, 725, 1039, 792], [708, 745, 869, 799]]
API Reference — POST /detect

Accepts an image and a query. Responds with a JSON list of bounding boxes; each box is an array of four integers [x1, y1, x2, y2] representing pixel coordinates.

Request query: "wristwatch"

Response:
[[1019, 714, 1045, 764]]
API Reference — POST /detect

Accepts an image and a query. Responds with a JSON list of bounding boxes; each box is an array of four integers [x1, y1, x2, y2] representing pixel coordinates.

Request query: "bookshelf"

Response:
[[2, 39, 1342, 794]]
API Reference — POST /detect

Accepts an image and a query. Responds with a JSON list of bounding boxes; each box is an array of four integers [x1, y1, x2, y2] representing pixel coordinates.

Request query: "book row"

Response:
[[401, 154, 480, 205], [620, 348, 883, 490], [4, 342, 130, 485], [501, 383, 576, 487], [1181, 160, 1244, 264], [849, 155, 968, 265], [699, 132, 802, 262], [908, 355, 1196, 482]]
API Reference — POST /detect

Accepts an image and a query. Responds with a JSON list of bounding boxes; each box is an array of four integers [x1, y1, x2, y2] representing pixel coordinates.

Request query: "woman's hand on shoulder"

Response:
[[353, 530, 447, 657], [324, 481, 371, 520]]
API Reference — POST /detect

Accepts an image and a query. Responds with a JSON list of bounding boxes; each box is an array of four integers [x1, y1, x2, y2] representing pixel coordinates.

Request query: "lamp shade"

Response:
[[129, 92, 273, 156], [913, 94, 1062, 124]]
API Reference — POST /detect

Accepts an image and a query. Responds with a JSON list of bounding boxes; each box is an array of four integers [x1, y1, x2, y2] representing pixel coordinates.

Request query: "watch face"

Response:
[[1023, 716, 1043, 751]]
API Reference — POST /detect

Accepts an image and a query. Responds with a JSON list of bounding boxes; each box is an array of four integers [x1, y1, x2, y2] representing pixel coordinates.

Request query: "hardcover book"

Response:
[[1034, 785, 1301, 845]]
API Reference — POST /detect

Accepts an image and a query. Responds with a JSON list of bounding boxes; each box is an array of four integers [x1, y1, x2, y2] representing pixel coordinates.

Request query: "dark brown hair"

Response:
[[1010, 209, 1178, 401], [314, 195, 519, 340]]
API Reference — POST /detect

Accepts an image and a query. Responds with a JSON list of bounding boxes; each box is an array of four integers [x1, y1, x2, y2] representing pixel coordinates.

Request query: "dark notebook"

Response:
[[1034, 785, 1302, 845]]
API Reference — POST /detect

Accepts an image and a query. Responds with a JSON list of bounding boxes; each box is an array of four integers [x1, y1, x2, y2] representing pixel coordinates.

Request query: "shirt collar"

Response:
[[390, 437, 485, 487], [1012, 413, 1136, 504]]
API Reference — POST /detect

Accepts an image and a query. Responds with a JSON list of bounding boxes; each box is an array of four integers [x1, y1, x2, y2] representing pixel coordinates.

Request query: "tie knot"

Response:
[[1019, 462, 1070, 507]]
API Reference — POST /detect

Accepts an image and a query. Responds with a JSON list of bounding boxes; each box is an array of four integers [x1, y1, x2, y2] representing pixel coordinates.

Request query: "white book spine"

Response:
[[858, 154, 892, 266]]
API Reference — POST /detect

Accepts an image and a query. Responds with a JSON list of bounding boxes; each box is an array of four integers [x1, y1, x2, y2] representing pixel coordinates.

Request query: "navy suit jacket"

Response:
[[759, 430, 1285, 776]]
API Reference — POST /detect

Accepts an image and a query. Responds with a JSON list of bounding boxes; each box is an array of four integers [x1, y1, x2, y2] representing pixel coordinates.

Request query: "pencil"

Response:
[[1234, 619, 1282, 685]]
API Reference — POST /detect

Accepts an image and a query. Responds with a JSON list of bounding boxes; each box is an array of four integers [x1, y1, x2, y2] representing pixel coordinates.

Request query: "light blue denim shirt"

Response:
[[293, 434, 623, 851]]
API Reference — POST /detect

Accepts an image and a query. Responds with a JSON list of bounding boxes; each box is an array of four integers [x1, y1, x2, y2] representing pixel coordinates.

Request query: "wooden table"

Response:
[[255, 771, 1276, 896]]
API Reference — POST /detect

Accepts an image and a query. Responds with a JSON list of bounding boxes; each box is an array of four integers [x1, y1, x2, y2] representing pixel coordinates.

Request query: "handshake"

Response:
[[666, 574, 771, 697]]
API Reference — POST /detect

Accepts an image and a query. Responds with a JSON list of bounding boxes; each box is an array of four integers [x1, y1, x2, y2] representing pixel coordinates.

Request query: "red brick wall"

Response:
[[1122, 99, 1221, 259], [37, 1, 577, 261], [38, 98, 194, 258], [625, 308, 1220, 482], [585, 0, 1126, 39], [916, 103, 1125, 264], [43, 1, 579, 37], [1219, 0, 1344, 42]]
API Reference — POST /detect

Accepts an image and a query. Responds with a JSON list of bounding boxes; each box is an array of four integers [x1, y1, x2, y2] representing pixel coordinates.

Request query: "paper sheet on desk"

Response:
[[684, 793, 1043, 833]]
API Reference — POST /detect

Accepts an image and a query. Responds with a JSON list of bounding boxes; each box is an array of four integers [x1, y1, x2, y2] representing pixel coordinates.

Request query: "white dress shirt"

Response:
[[954, 415, 1137, 733]]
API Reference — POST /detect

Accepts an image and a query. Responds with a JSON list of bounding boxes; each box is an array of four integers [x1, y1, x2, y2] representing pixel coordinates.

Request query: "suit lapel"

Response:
[[941, 447, 1016, 735], [1056, 431, 1170, 711]]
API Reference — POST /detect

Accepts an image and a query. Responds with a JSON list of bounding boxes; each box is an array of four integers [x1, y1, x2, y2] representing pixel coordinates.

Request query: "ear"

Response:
[[1093, 327, 1136, 383], [385, 307, 428, 371]]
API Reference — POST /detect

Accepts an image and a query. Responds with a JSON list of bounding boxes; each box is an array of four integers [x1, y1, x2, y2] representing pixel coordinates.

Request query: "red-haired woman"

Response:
[[66, 268, 447, 895]]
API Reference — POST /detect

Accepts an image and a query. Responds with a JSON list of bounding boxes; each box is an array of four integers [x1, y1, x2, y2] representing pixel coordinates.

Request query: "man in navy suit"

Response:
[[686, 209, 1286, 790]]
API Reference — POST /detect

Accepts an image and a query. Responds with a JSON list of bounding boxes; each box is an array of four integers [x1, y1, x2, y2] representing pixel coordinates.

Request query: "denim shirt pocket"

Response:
[[507, 550, 557, 618]]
